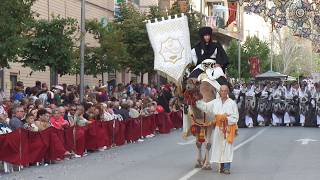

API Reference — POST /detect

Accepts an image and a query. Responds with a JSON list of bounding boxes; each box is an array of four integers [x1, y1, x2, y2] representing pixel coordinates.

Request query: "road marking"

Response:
[[178, 127, 268, 180], [178, 139, 196, 145], [296, 138, 318, 145]]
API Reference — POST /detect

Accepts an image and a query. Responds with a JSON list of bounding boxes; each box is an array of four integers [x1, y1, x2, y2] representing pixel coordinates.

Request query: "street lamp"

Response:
[[226, 1, 243, 80], [80, 0, 85, 103]]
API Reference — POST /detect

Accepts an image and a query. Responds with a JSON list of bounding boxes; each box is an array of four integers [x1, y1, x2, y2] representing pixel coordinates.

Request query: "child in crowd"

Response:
[[23, 113, 39, 132]]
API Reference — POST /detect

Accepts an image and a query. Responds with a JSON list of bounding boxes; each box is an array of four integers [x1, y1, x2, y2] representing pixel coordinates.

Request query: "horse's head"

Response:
[[184, 78, 202, 105]]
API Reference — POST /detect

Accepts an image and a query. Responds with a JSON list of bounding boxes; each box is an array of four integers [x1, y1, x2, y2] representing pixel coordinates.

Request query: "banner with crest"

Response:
[[146, 14, 192, 82]]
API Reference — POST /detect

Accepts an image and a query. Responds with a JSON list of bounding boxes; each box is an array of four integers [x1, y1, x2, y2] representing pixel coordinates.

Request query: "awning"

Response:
[[212, 27, 242, 45], [255, 70, 288, 80], [286, 76, 297, 81]]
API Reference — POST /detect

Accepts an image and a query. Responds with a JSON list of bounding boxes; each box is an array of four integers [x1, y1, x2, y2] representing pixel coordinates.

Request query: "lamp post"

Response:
[[80, 0, 85, 103], [237, 0, 243, 80]]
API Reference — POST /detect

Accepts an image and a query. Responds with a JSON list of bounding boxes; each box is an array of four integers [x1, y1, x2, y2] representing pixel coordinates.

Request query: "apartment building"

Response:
[[1, 0, 150, 97]]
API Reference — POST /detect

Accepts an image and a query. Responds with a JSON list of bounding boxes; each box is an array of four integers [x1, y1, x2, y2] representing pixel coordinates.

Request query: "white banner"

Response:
[[146, 14, 192, 82]]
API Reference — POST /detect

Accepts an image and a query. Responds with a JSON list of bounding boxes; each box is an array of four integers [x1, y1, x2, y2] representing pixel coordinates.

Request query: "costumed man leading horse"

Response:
[[182, 26, 232, 170]]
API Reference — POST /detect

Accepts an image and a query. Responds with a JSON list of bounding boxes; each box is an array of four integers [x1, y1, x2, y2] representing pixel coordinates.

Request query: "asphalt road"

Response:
[[2, 127, 320, 180]]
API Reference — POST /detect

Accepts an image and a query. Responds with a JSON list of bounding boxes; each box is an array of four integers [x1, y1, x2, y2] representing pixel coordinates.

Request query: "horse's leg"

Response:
[[202, 127, 213, 170], [195, 141, 203, 168]]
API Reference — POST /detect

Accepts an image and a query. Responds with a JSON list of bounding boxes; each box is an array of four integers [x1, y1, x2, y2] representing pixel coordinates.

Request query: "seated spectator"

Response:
[[57, 106, 68, 121], [113, 101, 129, 120], [141, 101, 150, 116], [100, 103, 113, 121], [38, 83, 53, 105], [83, 102, 96, 121], [50, 108, 69, 130], [93, 104, 104, 121], [35, 109, 51, 131], [30, 87, 39, 103], [169, 97, 180, 112], [128, 100, 140, 118], [67, 105, 77, 126], [0, 100, 6, 115], [73, 105, 92, 126], [148, 102, 157, 115], [0, 114, 11, 134], [23, 113, 39, 132], [9, 106, 25, 131]]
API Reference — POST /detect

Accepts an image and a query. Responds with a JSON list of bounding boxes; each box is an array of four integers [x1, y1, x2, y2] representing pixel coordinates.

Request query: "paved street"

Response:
[[2, 127, 320, 180]]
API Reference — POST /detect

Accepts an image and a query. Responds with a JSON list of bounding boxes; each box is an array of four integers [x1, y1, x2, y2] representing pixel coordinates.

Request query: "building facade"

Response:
[[1, 0, 150, 97]]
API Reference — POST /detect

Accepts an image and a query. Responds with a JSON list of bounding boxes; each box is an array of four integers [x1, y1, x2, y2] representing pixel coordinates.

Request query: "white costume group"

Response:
[[234, 81, 320, 128]]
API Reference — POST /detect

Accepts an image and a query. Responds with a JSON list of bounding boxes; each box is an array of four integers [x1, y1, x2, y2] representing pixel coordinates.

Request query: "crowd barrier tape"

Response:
[[0, 111, 183, 166]]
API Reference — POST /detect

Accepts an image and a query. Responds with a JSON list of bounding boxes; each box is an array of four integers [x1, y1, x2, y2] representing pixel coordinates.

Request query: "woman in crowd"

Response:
[[35, 109, 51, 131], [50, 107, 69, 130]]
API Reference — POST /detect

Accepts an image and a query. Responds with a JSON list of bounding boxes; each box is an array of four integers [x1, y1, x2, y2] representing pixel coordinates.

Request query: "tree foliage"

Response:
[[227, 36, 270, 80], [85, 20, 127, 77], [0, 0, 35, 67], [21, 16, 77, 76], [116, 4, 153, 75]]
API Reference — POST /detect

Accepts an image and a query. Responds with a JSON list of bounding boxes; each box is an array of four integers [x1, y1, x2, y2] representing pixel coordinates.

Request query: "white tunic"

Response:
[[210, 98, 239, 163]]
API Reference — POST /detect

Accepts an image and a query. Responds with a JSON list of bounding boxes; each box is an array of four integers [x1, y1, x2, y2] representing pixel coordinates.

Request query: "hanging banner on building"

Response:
[[227, 2, 237, 26], [248, 56, 260, 77], [146, 14, 192, 82]]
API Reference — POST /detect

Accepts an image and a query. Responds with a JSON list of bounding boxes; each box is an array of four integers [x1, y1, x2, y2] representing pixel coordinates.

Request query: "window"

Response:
[[108, 70, 116, 81], [10, 73, 18, 97], [207, 1, 226, 28]]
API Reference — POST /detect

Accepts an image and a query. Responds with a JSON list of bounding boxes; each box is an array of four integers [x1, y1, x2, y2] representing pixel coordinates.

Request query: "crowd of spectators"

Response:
[[0, 80, 182, 173]]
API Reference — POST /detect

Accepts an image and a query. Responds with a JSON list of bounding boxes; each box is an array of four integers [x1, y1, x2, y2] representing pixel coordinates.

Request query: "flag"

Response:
[[146, 15, 192, 82], [227, 2, 237, 26], [248, 57, 260, 77]]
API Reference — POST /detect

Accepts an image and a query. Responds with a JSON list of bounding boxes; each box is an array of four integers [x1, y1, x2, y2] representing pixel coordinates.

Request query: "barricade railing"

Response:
[[0, 110, 183, 171]]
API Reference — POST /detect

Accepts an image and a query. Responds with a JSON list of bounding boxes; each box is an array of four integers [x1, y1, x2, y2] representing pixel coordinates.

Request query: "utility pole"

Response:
[[237, 1, 242, 79], [80, 0, 85, 102], [200, 0, 203, 25], [270, 22, 274, 72]]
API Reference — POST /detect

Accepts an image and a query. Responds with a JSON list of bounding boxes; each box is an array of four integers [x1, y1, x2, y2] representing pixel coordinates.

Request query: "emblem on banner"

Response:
[[159, 37, 184, 64]]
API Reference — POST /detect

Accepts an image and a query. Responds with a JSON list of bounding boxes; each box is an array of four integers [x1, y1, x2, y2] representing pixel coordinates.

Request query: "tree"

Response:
[[242, 36, 270, 75], [85, 20, 127, 84], [117, 4, 154, 82], [226, 40, 247, 79], [314, 53, 320, 73], [0, 0, 35, 67], [272, 27, 317, 77], [21, 16, 77, 85], [227, 36, 270, 80]]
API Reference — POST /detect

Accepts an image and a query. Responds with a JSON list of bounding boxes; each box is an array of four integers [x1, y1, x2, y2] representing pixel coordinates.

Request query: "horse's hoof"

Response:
[[202, 165, 212, 170], [194, 164, 202, 168]]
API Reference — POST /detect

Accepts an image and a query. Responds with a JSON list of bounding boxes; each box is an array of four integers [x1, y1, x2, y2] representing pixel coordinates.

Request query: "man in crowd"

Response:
[[9, 106, 25, 131]]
